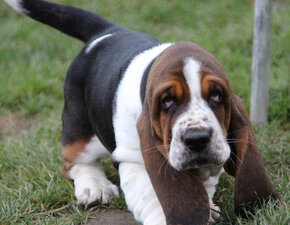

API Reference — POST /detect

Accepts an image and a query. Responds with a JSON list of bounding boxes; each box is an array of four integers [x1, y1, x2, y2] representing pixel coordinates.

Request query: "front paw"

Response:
[[208, 204, 220, 224], [74, 177, 119, 205]]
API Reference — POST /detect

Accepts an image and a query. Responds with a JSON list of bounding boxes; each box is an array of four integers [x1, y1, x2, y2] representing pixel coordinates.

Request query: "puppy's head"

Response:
[[142, 42, 231, 171], [138, 42, 282, 222]]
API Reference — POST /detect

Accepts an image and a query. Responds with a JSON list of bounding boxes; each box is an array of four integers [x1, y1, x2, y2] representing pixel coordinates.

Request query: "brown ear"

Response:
[[137, 111, 210, 225], [224, 94, 283, 216]]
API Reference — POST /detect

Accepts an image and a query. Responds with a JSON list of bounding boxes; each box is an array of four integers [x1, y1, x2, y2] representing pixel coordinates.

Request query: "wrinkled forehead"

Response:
[[147, 42, 229, 98]]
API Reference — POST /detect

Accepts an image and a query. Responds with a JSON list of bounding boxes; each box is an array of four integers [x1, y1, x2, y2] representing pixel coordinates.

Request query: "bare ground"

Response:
[[0, 114, 33, 137], [87, 209, 141, 225]]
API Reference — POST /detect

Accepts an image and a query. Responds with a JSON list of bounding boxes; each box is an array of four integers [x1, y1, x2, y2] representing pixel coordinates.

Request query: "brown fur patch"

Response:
[[151, 75, 191, 157], [201, 71, 231, 131], [61, 139, 90, 177], [224, 94, 283, 216], [62, 160, 73, 177]]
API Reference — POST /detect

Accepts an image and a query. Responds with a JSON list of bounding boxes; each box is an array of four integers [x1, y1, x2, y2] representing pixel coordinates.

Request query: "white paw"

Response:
[[74, 177, 119, 205], [69, 164, 119, 205], [209, 204, 220, 223]]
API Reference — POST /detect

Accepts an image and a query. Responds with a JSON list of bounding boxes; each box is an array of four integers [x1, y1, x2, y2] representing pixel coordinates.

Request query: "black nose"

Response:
[[183, 128, 212, 152]]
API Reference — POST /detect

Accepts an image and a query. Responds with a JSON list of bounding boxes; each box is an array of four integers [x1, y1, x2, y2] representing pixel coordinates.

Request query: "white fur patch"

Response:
[[113, 43, 172, 225], [113, 43, 173, 157], [183, 58, 201, 97], [85, 34, 113, 54], [202, 167, 223, 222], [169, 57, 230, 170], [75, 135, 109, 164], [4, 0, 28, 14], [119, 162, 166, 225]]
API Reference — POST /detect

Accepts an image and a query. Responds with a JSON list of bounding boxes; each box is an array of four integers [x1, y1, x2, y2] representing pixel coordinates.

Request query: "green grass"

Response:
[[0, 0, 289, 224]]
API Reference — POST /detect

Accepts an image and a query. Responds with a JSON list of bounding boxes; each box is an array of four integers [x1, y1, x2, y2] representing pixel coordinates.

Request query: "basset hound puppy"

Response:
[[5, 0, 282, 224]]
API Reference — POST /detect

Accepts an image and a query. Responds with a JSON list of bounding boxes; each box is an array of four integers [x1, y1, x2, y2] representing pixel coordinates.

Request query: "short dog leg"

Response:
[[62, 136, 119, 205], [203, 170, 222, 223], [113, 147, 166, 225], [208, 198, 220, 223], [119, 162, 166, 225], [69, 162, 119, 205]]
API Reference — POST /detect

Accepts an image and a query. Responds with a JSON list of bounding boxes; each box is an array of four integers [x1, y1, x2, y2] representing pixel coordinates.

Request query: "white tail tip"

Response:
[[4, 0, 28, 14]]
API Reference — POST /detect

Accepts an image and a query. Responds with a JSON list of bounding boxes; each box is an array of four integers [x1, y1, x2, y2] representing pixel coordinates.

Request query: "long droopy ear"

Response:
[[137, 110, 210, 225], [224, 94, 282, 216]]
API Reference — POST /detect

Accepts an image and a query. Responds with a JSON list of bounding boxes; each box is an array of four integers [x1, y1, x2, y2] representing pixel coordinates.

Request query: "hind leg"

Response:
[[62, 136, 119, 205], [61, 77, 118, 205]]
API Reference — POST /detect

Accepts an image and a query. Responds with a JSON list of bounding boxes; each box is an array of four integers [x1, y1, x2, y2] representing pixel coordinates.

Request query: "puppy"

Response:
[[5, 0, 282, 224]]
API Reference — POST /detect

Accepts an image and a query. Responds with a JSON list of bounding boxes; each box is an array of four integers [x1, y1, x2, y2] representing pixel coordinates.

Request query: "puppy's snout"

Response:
[[182, 127, 212, 152]]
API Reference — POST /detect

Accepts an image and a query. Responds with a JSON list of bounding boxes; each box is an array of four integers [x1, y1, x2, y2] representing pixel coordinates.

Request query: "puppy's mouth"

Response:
[[181, 157, 224, 170]]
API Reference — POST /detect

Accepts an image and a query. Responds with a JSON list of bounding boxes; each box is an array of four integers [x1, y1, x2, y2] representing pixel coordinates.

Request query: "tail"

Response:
[[4, 0, 115, 42]]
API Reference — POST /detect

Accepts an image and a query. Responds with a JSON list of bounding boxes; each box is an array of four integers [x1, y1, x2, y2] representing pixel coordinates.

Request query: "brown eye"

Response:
[[161, 97, 175, 110], [210, 92, 222, 103]]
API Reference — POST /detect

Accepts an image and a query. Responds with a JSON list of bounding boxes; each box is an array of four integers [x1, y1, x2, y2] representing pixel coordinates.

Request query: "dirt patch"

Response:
[[87, 209, 141, 225], [0, 114, 33, 137]]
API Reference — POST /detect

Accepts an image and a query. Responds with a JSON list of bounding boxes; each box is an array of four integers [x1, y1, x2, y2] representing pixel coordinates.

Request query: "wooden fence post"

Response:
[[250, 0, 273, 126]]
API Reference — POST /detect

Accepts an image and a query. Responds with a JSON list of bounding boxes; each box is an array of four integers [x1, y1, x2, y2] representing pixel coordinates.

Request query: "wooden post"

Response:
[[250, 0, 273, 126]]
